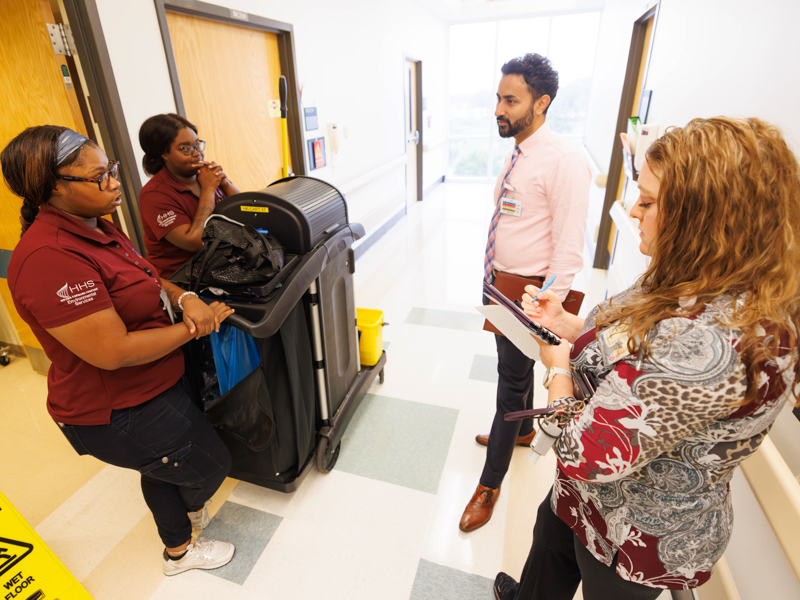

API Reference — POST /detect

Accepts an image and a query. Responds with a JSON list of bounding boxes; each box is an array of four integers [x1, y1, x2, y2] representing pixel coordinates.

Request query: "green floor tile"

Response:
[[336, 394, 458, 494]]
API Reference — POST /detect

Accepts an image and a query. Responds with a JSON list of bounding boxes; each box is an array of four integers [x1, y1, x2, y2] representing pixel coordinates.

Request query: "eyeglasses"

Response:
[[178, 140, 206, 155], [58, 161, 120, 192]]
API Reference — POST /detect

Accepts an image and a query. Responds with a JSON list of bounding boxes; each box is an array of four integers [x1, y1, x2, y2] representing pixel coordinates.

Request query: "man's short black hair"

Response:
[[500, 53, 559, 114]]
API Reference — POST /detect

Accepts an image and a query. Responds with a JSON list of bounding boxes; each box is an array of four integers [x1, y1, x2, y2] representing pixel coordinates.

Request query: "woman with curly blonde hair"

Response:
[[492, 117, 800, 600]]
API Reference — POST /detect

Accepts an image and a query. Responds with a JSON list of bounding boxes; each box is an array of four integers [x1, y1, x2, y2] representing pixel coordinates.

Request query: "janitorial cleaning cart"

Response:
[[171, 176, 386, 492]]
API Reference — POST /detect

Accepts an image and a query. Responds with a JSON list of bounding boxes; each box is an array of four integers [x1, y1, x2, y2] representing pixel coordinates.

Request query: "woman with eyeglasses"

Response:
[[137, 113, 240, 277], [2, 125, 237, 576]]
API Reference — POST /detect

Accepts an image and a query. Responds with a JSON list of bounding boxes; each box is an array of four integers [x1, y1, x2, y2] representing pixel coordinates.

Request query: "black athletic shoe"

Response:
[[493, 571, 519, 600]]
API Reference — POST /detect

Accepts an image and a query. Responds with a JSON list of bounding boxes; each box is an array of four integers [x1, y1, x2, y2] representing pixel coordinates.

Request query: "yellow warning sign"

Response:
[[0, 492, 92, 600], [239, 206, 269, 213]]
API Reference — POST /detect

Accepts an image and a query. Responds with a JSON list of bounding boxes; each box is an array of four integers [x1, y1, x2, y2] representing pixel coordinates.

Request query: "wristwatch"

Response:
[[542, 366, 572, 390]]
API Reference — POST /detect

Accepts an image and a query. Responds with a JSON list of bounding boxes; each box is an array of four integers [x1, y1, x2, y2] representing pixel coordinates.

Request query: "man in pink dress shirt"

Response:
[[460, 53, 591, 532]]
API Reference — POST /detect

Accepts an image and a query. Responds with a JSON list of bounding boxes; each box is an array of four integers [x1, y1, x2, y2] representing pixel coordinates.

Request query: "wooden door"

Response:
[[0, 0, 89, 372], [404, 59, 420, 208], [165, 12, 285, 193]]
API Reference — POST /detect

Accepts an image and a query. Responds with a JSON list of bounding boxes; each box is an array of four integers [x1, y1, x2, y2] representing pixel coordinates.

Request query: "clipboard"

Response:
[[481, 281, 561, 346], [483, 271, 584, 336]]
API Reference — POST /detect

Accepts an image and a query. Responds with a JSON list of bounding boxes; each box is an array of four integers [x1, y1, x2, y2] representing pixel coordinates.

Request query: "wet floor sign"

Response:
[[1, 492, 91, 600]]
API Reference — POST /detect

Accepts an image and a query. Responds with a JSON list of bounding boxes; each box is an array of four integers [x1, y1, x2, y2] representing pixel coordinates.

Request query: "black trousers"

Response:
[[516, 490, 663, 600], [62, 379, 231, 548], [480, 333, 535, 489]]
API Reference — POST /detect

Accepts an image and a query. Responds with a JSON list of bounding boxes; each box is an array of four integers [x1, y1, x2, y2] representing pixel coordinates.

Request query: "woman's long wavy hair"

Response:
[[596, 117, 800, 404]]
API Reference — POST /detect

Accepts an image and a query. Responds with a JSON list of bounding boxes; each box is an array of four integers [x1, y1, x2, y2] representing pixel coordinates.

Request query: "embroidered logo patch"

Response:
[[157, 211, 177, 228], [56, 281, 97, 307]]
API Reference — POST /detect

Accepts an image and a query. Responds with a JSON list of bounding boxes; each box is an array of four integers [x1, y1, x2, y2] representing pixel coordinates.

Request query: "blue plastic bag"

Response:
[[209, 323, 261, 395]]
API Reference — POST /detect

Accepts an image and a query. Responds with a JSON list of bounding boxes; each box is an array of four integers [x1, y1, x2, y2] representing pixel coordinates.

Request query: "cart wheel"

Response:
[[0, 355, 10, 367], [316, 437, 341, 473], [379, 368, 385, 384]]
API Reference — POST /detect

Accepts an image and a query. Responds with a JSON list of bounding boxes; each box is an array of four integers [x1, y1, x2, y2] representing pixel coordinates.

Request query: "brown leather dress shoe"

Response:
[[475, 429, 536, 447], [459, 484, 500, 532]]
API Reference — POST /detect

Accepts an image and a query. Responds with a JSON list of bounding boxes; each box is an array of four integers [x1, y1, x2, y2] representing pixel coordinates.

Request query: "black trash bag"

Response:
[[186, 215, 285, 291], [203, 366, 275, 453], [181, 337, 221, 410]]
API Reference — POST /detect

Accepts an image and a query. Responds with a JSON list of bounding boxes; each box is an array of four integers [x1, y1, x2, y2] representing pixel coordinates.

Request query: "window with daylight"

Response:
[[447, 12, 601, 180]]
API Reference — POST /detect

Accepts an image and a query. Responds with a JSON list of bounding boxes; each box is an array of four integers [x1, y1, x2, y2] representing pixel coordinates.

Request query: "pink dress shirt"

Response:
[[492, 123, 591, 300]]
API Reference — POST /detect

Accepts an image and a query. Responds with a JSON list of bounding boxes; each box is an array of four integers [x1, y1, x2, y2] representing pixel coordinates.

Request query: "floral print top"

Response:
[[551, 287, 796, 590]]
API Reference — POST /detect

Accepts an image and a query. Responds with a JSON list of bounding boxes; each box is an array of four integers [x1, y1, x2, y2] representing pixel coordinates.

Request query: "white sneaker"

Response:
[[188, 500, 211, 532], [162, 539, 235, 576]]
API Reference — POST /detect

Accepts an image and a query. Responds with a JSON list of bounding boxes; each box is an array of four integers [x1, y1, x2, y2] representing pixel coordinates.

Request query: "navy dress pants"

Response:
[[61, 379, 231, 548], [479, 333, 535, 489], [515, 490, 663, 600]]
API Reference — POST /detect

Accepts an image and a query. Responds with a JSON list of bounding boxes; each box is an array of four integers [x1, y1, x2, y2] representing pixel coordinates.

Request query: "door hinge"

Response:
[[46, 23, 77, 57]]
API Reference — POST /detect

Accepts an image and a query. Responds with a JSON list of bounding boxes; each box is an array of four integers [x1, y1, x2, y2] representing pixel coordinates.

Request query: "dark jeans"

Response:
[[480, 333, 535, 488], [515, 490, 662, 600], [62, 379, 231, 548]]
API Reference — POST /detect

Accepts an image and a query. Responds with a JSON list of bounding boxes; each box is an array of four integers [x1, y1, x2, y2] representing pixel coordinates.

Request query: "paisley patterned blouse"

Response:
[[552, 287, 796, 590]]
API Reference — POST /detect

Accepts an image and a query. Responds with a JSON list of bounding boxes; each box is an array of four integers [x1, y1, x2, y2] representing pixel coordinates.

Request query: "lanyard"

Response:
[[113, 233, 176, 323]]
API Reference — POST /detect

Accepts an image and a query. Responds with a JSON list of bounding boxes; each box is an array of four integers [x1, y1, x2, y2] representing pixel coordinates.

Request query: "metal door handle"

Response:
[[406, 130, 420, 144]]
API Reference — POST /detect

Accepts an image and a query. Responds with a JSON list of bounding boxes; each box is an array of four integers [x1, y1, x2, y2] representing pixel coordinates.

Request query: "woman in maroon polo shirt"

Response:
[[2, 126, 237, 576], [138, 113, 241, 277]]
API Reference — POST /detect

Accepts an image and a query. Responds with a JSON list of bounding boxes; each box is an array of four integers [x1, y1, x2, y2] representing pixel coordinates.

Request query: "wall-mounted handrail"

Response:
[[338, 154, 408, 197], [740, 436, 800, 586]]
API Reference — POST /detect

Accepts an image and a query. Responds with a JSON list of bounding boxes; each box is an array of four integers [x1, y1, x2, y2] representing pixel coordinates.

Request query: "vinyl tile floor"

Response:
[[1, 182, 673, 599]]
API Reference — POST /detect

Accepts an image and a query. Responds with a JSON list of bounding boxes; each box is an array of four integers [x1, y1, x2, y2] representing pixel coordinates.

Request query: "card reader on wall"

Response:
[[634, 125, 663, 172]]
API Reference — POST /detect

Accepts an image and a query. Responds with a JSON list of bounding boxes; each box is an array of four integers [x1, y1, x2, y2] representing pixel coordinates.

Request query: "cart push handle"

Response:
[[220, 223, 365, 336]]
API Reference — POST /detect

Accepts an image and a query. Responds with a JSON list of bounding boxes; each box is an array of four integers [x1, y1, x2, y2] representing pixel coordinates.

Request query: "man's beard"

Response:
[[497, 105, 535, 138]]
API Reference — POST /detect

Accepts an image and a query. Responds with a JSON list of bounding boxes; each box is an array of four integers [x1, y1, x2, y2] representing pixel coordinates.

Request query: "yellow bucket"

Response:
[[356, 308, 384, 366]]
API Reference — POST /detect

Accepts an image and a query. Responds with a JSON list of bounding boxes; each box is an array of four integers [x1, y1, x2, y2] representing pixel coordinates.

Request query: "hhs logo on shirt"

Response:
[[57, 281, 98, 306], [157, 211, 177, 228]]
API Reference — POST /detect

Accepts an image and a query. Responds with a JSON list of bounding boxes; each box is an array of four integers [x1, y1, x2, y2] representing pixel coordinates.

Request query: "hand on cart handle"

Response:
[[183, 297, 235, 340]]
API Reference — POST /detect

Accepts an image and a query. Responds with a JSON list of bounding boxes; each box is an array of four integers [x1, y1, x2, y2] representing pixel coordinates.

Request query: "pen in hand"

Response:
[[529, 275, 557, 304]]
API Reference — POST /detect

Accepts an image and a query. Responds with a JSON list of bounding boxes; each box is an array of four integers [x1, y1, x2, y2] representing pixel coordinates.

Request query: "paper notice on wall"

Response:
[[268, 99, 281, 118]]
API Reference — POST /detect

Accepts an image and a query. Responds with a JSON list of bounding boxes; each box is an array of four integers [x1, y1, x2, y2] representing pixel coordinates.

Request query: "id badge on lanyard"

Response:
[[597, 320, 635, 367], [499, 182, 522, 217], [160, 287, 176, 324]]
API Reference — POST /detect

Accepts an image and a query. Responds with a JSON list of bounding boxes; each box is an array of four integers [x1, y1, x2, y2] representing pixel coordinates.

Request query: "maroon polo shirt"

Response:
[[139, 168, 225, 277], [8, 204, 184, 426]]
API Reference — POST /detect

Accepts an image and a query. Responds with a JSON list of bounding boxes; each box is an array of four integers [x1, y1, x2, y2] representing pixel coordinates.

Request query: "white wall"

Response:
[[94, 0, 449, 239], [587, 2, 800, 598], [584, 0, 651, 171], [644, 0, 800, 153], [586, 0, 800, 172]]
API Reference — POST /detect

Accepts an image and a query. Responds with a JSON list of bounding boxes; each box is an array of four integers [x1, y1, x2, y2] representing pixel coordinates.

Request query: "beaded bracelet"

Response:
[[177, 291, 198, 311]]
